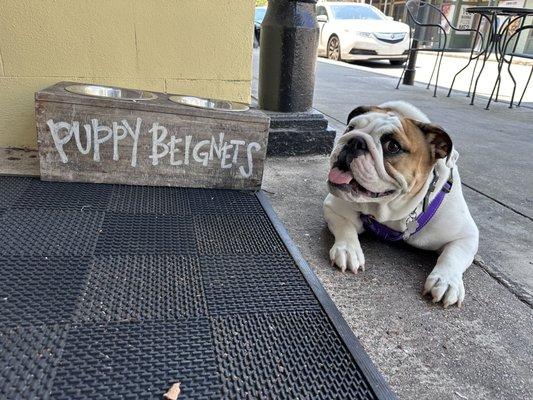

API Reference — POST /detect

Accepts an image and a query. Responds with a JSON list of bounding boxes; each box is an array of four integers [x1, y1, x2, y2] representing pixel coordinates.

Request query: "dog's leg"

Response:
[[324, 202, 365, 273], [423, 234, 478, 308]]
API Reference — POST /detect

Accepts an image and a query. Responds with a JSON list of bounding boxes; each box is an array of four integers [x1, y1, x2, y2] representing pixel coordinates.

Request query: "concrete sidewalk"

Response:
[[254, 51, 533, 399]]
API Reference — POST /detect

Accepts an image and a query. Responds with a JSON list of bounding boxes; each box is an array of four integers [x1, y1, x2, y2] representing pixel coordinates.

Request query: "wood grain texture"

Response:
[[0, 147, 40, 176], [36, 82, 270, 190]]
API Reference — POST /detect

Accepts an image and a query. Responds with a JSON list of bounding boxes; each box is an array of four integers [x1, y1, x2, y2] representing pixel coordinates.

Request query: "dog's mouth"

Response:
[[328, 168, 395, 198]]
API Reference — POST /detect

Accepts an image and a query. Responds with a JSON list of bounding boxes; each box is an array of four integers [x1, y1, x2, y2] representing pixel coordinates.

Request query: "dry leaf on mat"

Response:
[[163, 382, 181, 400]]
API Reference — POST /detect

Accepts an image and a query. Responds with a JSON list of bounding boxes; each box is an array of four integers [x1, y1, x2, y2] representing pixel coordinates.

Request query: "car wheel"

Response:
[[327, 35, 341, 61], [390, 59, 407, 66]]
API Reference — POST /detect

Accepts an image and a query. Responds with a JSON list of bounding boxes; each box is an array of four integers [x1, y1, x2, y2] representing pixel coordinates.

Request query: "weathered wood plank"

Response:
[[35, 82, 270, 190], [0, 147, 40, 176]]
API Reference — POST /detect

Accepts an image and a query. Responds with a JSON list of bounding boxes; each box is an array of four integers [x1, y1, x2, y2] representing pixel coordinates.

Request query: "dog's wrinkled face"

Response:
[[328, 106, 452, 203]]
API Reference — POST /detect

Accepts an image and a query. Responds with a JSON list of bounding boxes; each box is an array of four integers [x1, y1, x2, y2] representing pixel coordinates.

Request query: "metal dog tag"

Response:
[[403, 218, 419, 240]]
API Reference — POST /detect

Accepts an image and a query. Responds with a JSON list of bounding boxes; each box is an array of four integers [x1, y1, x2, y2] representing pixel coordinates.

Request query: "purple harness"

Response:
[[360, 177, 453, 242]]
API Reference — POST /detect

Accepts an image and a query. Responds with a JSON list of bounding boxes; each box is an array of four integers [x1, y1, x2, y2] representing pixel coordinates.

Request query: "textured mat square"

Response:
[[194, 214, 285, 254], [95, 213, 196, 255], [75, 255, 207, 322], [0, 256, 91, 327], [12, 179, 113, 211], [212, 311, 376, 400], [0, 210, 104, 256], [187, 188, 263, 214], [50, 320, 219, 399], [0, 176, 33, 208], [200, 254, 320, 315], [107, 185, 190, 214], [0, 324, 67, 400]]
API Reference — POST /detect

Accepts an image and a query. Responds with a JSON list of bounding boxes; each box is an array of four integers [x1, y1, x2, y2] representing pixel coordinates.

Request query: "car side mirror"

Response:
[[317, 15, 328, 23]]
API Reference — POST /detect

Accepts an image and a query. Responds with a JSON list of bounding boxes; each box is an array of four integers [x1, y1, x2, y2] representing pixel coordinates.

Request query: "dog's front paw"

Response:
[[423, 269, 465, 308], [329, 241, 365, 273]]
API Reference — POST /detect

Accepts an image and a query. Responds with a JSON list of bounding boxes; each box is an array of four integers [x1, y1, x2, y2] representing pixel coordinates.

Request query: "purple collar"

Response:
[[360, 174, 453, 242]]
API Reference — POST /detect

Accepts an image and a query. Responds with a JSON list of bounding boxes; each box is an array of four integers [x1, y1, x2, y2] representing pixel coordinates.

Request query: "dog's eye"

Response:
[[384, 139, 402, 154]]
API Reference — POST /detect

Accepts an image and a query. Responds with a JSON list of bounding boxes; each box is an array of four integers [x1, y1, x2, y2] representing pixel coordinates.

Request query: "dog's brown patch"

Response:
[[383, 119, 435, 194]]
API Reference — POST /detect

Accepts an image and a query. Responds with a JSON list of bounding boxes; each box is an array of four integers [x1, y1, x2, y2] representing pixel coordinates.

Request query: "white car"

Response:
[[317, 2, 410, 65]]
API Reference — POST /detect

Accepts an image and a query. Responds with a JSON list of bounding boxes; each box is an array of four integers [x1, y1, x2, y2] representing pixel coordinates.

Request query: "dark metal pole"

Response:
[[258, 0, 319, 112], [402, 38, 419, 85]]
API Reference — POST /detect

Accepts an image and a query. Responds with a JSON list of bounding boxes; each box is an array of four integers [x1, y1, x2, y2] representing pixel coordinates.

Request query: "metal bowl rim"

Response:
[[168, 94, 250, 112], [64, 84, 158, 100]]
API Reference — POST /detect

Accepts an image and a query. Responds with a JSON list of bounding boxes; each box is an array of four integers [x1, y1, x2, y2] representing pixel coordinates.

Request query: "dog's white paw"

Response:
[[423, 269, 465, 308], [329, 241, 365, 273]]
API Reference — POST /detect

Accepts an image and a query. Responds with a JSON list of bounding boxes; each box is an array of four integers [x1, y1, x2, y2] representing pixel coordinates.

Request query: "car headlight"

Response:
[[356, 32, 373, 38]]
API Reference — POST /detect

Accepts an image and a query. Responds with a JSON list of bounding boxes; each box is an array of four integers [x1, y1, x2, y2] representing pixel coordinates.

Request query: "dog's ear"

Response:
[[347, 106, 380, 124], [410, 120, 453, 161]]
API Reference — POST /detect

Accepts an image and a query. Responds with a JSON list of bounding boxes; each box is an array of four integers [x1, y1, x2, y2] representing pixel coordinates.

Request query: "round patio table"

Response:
[[465, 6, 533, 107]]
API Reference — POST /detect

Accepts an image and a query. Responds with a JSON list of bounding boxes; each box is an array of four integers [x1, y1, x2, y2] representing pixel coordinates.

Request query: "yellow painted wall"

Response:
[[0, 0, 255, 149]]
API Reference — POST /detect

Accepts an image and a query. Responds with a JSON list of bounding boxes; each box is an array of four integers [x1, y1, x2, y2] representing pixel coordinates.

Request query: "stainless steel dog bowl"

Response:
[[65, 84, 158, 100], [168, 95, 249, 111]]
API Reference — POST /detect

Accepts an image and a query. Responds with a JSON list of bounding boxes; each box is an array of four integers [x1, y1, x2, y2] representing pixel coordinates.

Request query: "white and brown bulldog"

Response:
[[324, 101, 478, 308]]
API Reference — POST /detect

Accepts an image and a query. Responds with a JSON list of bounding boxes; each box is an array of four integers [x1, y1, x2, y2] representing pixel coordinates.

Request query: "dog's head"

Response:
[[328, 102, 454, 204]]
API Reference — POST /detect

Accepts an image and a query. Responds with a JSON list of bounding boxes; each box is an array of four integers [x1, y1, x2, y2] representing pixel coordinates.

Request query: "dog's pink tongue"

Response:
[[328, 168, 353, 185]]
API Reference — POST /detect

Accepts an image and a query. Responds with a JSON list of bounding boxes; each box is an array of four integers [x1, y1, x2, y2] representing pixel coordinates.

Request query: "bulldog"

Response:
[[324, 101, 478, 308]]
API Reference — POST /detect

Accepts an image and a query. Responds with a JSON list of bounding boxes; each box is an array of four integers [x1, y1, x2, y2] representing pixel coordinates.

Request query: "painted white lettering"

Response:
[[192, 140, 211, 166], [112, 122, 128, 161], [169, 135, 183, 166], [184, 135, 192, 165], [123, 118, 142, 167], [230, 140, 245, 163], [209, 132, 225, 160], [91, 119, 113, 162], [74, 123, 91, 155], [148, 123, 169, 166], [221, 142, 234, 169], [47, 120, 75, 163], [239, 142, 261, 178]]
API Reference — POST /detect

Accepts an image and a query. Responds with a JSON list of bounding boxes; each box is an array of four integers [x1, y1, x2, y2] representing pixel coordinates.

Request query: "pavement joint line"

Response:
[[462, 182, 532, 221], [474, 256, 533, 308]]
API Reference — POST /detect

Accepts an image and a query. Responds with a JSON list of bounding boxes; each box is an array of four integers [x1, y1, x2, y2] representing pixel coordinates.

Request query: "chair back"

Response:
[[501, 24, 533, 61], [404, 0, 447, 50]]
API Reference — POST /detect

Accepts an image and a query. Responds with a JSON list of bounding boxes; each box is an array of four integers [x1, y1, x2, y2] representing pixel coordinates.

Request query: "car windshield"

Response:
[[330, 5, 385, 20], [255, 8, 266, 23]]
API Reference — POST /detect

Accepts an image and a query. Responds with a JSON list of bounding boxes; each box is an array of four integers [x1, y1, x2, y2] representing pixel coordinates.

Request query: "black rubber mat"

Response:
[[0, 176, 395, 399]]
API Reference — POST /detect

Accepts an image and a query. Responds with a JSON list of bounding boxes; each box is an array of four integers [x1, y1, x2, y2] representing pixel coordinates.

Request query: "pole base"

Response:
[[262, 110, 336, 156]]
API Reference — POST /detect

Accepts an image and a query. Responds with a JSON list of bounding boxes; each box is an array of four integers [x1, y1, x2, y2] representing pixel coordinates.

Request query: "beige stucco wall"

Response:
[[0, 0, 254, 149]]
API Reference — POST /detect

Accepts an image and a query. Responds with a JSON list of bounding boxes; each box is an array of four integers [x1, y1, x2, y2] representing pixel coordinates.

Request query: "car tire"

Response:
[[327, 35, 341, 61], [390, 59, 407, 66]]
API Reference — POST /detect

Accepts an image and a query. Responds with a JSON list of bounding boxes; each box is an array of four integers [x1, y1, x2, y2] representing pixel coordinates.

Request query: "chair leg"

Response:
[[517, 66, 532, 107], [433, 51, 444, 97], [396, 57, 409, 90], [427, 52, 439, 90], [507, 60, 518, 109], [448, 55, 474, 97], [467, 57, 480, 98], [495, 78, 501, 102], [486, 56, 505, 110], [471, 42, 494, 106], [485, 75, 500, 110]]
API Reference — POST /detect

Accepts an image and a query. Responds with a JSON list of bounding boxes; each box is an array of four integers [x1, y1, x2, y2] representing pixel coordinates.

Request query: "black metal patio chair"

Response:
[[489, 24, 533, 109], [397, 0, 484, 98]]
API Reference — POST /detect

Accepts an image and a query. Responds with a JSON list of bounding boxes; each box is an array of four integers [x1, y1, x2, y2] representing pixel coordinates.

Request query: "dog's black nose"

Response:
[[351, 136, 368, 158], [335, 136, 369, 171]]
